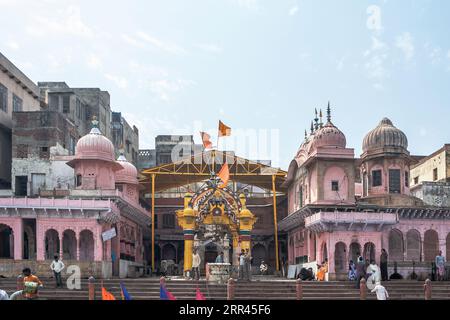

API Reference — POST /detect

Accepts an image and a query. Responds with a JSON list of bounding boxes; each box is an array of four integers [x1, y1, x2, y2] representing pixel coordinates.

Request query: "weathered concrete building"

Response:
[[111, 112, 139, 164], [0, 52, 41, 192]]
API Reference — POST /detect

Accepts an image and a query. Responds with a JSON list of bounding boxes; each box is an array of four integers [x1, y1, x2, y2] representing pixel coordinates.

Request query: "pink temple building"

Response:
[[0, 120, 150, 278], [280, 106, 450, 280]]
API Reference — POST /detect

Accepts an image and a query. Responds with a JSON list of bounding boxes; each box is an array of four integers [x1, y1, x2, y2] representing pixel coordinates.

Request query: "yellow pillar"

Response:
[[237, 194, 256, 254], [272, 175, 280, 272], [151, 173, 156, 272], [176, 193, 196, 277]]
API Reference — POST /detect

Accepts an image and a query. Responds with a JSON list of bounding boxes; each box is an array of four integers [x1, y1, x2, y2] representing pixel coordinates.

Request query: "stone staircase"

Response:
[[1, 277, 449, 300]]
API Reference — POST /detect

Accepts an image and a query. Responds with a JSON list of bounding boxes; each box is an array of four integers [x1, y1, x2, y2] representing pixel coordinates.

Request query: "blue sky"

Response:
[[1, 0, 450, 169]]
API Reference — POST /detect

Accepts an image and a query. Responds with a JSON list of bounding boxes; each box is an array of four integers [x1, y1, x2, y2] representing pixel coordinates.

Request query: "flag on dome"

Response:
[[218, 120, 231, 137]]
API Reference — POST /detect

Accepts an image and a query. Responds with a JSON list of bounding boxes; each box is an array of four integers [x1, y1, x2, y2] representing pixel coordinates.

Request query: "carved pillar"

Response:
[[13, 218, 23, 260], [59, 229, 63, 259]]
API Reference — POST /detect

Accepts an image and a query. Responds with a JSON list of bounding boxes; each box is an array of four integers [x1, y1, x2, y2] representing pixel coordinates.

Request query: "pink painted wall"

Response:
[[323, 166, 349, 202]]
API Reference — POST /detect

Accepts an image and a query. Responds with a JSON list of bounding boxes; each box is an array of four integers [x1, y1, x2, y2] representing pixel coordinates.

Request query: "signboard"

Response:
[[287, 265, 298, 279], [102, 228, 117, 242]]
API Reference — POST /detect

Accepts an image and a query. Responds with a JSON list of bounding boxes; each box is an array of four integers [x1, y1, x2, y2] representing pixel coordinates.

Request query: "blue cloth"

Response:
[[120, 282, 132, 300]]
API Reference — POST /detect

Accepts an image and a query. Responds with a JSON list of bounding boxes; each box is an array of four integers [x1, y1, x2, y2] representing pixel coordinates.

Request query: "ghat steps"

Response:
[[1, 278, 449, 300]]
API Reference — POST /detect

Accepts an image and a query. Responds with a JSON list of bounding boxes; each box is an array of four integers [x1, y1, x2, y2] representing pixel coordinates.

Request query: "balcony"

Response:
[[304, 211, 398, 232]]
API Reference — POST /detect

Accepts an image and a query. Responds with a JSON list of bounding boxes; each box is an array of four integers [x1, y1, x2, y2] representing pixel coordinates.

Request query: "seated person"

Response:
[[259, 261, 268, 275], [316, 259, 328, 281]]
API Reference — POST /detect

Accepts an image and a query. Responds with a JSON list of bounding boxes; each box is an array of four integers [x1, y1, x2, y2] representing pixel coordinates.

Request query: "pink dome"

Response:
[[115, 154, 138, 185], [311, 122, 346, 149], [74, 125, 115, 162]]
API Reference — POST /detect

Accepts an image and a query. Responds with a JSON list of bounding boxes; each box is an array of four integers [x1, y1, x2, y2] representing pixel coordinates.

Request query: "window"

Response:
[[372, 170, 382, 187], [13, 94, 22, 112], [0, 83, 7, 112], [62, 95, 70, 113], [49, 95, 59, 110], [69, 136, 76, 155], [405, 171, 409, 187], [414, 176, 419, 185], [115, 184, 123, 192], [16, 144, 28, 158], [298, 186, 303, 208], [76, 99, 81, 118], [76, 174, 82, 187], [433, 168, 438, 181], [40, 146, 49, 159], [389, 169, 401, 194], [162, 214, 175, 229], [331, 181, 339, 191]]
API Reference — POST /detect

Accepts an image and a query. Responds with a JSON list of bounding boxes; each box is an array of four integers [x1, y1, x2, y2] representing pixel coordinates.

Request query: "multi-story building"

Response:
[[0, 52, 42, 192], [410, 144, 450, 207], [111, 112, 139, 164]]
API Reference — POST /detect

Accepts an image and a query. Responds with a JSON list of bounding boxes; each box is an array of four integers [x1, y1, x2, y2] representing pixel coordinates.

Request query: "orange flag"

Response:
[[218, 162, 229, 188], [200, 131, 213, 149], [102, 287, 116, 300], [218, 120, 231, 137]]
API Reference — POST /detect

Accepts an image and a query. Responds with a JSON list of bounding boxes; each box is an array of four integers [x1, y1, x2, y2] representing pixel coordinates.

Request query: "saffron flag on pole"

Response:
[[120, 282, 132, 300], [195, 286, 206, 300], [101, 287, 116, 300], [217, 162, 229, 188], [200, 131, 213, 149], [160, 285, 176, 300], [218, 120, 231, 137]]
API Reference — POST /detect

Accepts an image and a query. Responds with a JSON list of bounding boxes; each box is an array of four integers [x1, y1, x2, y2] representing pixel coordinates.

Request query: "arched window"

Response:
[[0, 224, 14, 259], [424, 230, 439, 262], [63, 230, 77, 260], [406, 229, 421, 262], [45, 229, 59, 259], [79, 230, 94, 261], [388, 229, 404, 262], [334, 242, 347, 273], [161, 243, 176, 261], [349, 242, 361, 263], [363, 242, 376, 262], [252, 244, 266, 266]]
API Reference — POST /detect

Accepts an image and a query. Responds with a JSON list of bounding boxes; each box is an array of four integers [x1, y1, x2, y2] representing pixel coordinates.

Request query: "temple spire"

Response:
[[327, 101, 331, 123], [319, 109, 323, 128], [310, 121, 314, 134], [304, 129, 308, 140], [314, 108, 319, 130]]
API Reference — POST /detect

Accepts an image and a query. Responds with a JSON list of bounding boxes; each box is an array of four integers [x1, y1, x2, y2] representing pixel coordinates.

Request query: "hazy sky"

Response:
[[1, 0, 449, 169]]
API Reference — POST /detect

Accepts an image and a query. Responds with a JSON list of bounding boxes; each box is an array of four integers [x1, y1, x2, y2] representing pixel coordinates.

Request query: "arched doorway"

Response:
[[161, 243, 177, 261], [334, 242, 347, 273], [406, 229, 421, 261], [204, 242, 218, 266], [79, 230, 94, 261], [23, 225, 35, 260], [424, 230, 439, 262], [0, 224, 14, 259], [349, 242, 361, 263], [45, 229, 59, 259], [389, 229, 404, 262], [447, 233, 450, 263], [363, 242, 375, 262], [63, 230, 77, 260], [252, 244, 266, 266]]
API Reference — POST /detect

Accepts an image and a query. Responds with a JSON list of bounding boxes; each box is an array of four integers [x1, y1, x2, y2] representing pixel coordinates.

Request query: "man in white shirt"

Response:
[[371, 282, 389, 300], [50, 255, 65, 288], [192, 250, 201, 280]]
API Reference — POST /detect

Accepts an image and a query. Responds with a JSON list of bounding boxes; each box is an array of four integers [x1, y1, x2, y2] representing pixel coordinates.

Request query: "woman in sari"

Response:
[[348, 260, 356, 281], [316, 259, 328, 281]]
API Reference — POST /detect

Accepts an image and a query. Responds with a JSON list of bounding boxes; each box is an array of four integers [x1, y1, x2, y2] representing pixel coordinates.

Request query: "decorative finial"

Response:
[[310, 121, 314, 134], [89, 116, 101, 134], [319, 109, 323, 128], [314, 109, 319, 131], [304, 130, 308, 140], [327, 101, 331, 123]]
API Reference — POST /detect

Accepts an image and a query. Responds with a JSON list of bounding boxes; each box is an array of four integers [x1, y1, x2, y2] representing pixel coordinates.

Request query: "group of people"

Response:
[[238, 249, 252, 281]]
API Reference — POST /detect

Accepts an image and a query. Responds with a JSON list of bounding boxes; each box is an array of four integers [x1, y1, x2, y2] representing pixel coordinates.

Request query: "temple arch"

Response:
[[363, 242, 375, 262], [79, 229, 94, 261], [406, 229, 421, 262], [45, 229, 60, 259], [0, 224, 14, 259], [161, 243, 176, 261], [349, 242, 361, 263], [388, 229, 404, 262], [424, 229, 439, 262], [63, 229, 77, 260], [252, 243, 266, 266], [334, 242, 347, 273]]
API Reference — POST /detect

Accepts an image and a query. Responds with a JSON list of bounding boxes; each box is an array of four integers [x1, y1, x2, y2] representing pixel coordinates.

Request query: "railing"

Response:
[[0, 196, 112, 209], [305, 211, 398, 227]]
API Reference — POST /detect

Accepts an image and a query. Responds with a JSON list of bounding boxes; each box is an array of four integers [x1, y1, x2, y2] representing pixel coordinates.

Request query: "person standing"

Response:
[[192, 250, 201, 281], [238, 250, 246, 280], [355, 257, 366, 289], [50, 255, 65, 288], [435, 251, 446, 281], [244, 249, 252, 281], [22, 268, 43, 300], [380, 249, 388, 281], [371, 282, 389, 300]]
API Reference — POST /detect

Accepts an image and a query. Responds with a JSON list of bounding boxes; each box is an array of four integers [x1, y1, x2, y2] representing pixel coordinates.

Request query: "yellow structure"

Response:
[[176, 189, 257, 276]]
